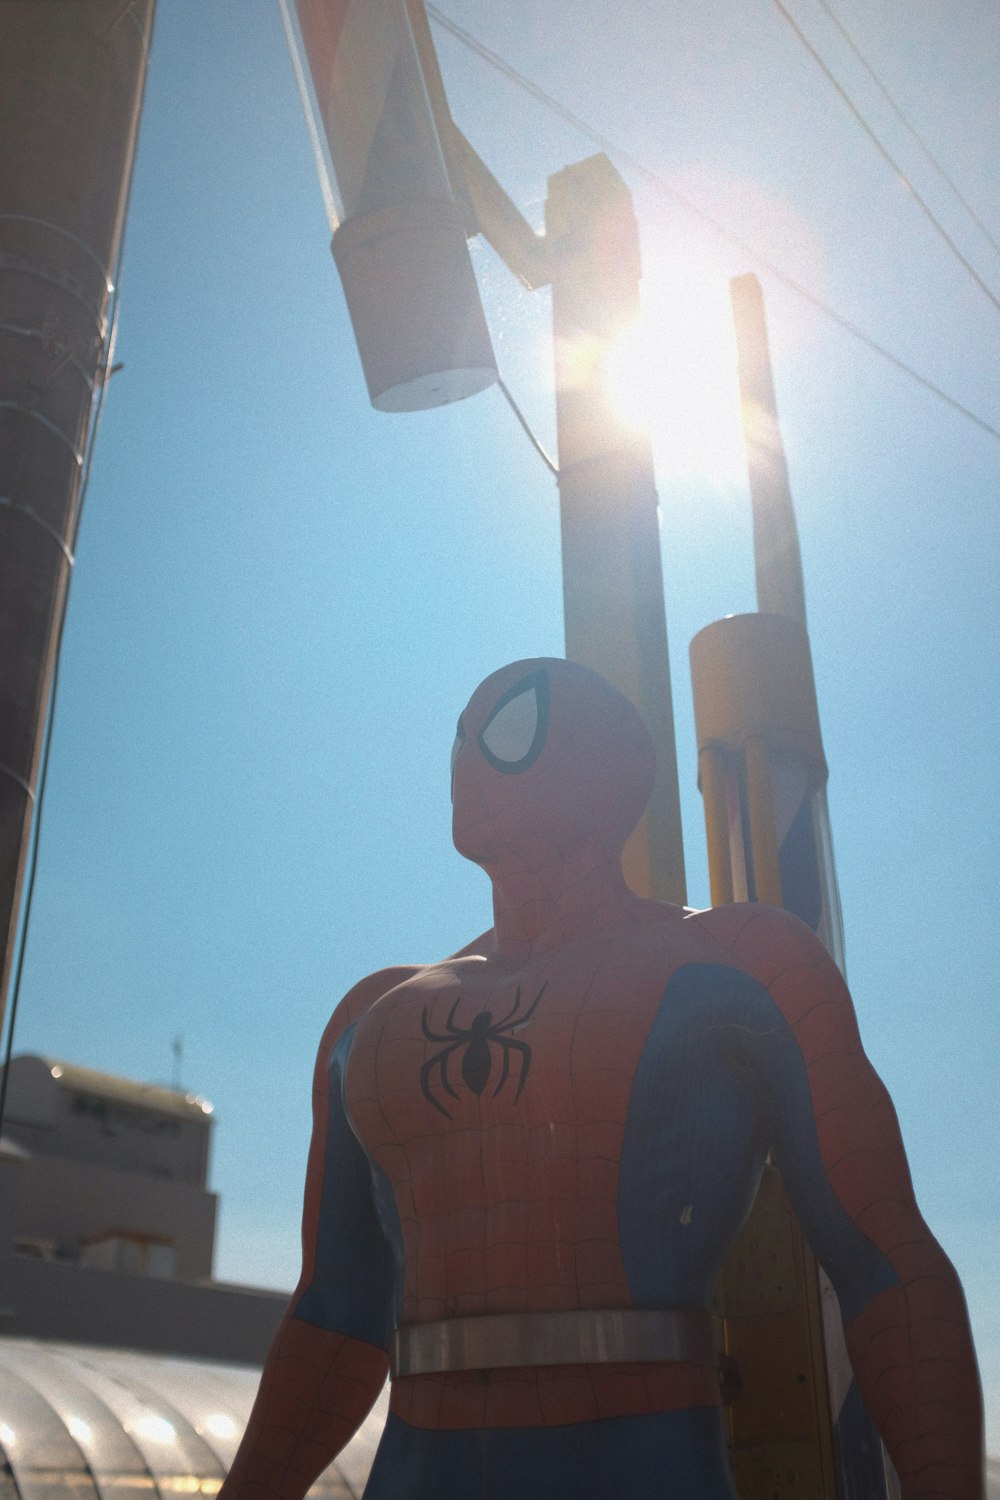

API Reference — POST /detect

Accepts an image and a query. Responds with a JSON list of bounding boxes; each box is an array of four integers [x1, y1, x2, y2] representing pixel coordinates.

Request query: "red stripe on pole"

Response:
[[294, 0, 352, 90]]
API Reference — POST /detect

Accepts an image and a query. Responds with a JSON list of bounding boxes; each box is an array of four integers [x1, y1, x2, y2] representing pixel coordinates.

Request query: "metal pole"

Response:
[[730, 272, 807, 626], [0, 0, 155, 1035], [545, 154, 686, 905]]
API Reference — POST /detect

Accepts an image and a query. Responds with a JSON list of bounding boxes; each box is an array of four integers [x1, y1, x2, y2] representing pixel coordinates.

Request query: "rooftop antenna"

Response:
[[171, 1034, 184, 1092]]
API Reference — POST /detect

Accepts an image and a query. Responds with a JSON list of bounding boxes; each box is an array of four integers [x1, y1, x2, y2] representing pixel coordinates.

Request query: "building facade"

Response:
[[0, 1053, 284, 1364]]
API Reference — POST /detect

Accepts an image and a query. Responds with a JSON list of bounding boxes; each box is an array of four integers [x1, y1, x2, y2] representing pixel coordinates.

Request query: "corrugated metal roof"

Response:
[[0, 1337, 387, 1500], [41, 1060, 214, 1122], [1, 1336, 991, 1494]]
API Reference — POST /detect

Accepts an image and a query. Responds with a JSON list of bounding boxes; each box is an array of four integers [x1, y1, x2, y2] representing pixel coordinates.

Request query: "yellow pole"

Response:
[[698, 745, 734, 907], [743, 736, 783, 906], [690, 612, 839, 1500], [545, 154, 686, 905]]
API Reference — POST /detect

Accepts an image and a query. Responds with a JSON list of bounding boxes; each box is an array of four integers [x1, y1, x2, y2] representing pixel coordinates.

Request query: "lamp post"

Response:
[[293, 1, 686, 902]]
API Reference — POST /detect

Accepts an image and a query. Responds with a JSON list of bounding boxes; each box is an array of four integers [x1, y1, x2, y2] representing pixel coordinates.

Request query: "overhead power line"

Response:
[[497, 377, 559, 475], [426, 3, 1000, 447], [812, 0, 1000, 264], [773, 0, 1000, 317]]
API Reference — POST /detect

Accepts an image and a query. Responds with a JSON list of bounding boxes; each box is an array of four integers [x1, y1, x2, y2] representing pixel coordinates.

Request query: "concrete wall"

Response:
[[12, 1153, 217, 1281], [1, 1246, 289, 1365], [0, 1153, 23, 1319]]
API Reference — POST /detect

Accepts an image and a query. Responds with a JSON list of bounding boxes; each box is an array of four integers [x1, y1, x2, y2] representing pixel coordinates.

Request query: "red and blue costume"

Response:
[[222, 659, 983, 1499]]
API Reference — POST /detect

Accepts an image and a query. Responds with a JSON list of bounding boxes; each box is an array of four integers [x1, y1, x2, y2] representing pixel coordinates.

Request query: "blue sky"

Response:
[[8, 0, 998, 1447]]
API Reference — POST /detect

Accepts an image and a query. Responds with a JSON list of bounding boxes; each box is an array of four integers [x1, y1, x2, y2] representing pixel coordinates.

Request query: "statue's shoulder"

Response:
[[684, 901, 836, 984], [346, 962, 426, 1015], [318, 962, 426, 1058], [323, 929, 501, 1042], [683, 902, 859, 1044]]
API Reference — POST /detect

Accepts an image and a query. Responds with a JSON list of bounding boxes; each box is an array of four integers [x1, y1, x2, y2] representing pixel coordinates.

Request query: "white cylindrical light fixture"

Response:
[[295, 0, 497, 411]]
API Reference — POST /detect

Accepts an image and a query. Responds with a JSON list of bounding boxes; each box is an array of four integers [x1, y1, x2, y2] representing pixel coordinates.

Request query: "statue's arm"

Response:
[[727, 908, 985, 1499], [220, 967, 413, 1500]]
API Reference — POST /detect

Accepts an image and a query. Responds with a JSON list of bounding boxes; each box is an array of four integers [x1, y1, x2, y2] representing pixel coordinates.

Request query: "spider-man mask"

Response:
[[451, 658, 655, 869]]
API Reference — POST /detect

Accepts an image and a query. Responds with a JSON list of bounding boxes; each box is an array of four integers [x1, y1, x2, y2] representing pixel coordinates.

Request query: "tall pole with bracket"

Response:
[[416, 11, 686, 904], [545, 155, 685, 904], [296, 0, 687, 905]]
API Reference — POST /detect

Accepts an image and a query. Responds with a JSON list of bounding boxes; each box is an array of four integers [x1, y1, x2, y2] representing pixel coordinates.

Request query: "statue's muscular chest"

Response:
[[343, 939, 687, 1316], [344, 939, 674, 1155]]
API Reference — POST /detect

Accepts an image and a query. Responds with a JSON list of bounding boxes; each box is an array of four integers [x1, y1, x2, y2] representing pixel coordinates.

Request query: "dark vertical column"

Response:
[[546, 154, 686, 905], [0, 0, 155, 1028]]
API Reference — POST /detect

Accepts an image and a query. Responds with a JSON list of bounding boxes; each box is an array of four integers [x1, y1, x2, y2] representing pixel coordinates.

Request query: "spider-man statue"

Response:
[[221, 658, 983, 1499]]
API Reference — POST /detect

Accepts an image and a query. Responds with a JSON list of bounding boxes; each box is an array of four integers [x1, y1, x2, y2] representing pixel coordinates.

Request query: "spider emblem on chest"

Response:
[[419, 982, 548, 1119]]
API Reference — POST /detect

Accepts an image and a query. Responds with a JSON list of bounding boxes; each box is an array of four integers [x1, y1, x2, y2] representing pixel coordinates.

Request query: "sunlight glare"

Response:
[[67, 1417, 93, 1445], [204, 1412, 238, 1440], [134, 1414, 176, 1444], [606, 262, 746, 488]]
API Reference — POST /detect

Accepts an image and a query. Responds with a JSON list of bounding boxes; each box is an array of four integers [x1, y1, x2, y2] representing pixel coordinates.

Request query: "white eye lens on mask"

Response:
[[478, 670, 549, 773]]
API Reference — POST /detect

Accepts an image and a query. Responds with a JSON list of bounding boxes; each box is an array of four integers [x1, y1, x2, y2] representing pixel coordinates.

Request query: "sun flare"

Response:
[[606, 262, 747, 489]]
